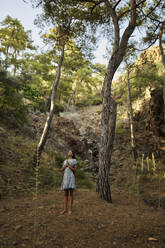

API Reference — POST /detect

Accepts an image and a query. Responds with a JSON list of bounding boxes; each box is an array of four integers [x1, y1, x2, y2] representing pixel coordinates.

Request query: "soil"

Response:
[[0, 186, 165, 248]]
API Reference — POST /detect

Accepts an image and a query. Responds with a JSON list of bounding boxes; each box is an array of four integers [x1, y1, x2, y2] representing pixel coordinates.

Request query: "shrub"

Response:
[[38, 166, 61, 188], [0, 67, 28, 124]]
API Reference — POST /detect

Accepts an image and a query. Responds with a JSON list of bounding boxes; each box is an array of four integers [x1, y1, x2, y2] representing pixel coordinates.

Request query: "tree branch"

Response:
[[139, 0, 163, 24], [113, 0, 122, 10], [118, 0, 146, 20], [89, 0, 104, 13], [135, 35, 159, 52], [119, 0, 137, 48], [104, 0, 120, 51]]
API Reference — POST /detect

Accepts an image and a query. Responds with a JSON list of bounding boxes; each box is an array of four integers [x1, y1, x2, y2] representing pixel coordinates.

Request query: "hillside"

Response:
[[1, 86, 165, 247]]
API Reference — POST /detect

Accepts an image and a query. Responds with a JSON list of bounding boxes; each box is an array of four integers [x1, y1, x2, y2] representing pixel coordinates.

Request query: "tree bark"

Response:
[[96, 96, 117, 202], [33, 44, 65, 168], [159, 21, 165, 124], [126, 68, 138, 161], [97, 0, 137, 202], [65, 89, 76, 112]]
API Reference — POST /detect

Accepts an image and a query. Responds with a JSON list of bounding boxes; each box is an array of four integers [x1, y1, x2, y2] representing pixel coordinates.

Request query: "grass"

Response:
[[115, 152, 165, 210], [115, 122, 129, 134]]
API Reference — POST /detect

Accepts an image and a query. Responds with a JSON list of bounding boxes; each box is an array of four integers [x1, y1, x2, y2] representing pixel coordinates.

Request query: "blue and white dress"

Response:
[[61, 159, 77, 190]]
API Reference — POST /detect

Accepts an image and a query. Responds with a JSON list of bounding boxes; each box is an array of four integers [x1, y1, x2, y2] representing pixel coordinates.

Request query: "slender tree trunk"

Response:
[[33, 44, 65, 168], [65, 89, 76, 112], [127, 69, 138, 161], [5, 46, 9, 70], [13, 49, 17, 76], [97, 0, 137, 202], [159, 22, 165, 124], [44, 93, 51, 112]]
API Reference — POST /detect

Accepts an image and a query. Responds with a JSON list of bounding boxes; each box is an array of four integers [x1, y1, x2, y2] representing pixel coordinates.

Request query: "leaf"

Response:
[[148, 237, 158, 241]]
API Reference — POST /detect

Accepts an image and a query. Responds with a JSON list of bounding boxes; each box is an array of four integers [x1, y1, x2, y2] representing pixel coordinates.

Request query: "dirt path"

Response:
[[0, 187, 165, 248]]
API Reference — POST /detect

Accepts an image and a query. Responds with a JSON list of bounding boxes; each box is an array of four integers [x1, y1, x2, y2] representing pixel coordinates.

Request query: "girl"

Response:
[[60, 150, 78, 215]]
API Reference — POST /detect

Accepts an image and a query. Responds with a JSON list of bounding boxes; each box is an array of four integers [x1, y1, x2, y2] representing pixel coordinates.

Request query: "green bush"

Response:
[[75, 92, 102, 107], [76, 169, 94, 189], [52, 152, 65, 168], [38, 166, 61, 188]]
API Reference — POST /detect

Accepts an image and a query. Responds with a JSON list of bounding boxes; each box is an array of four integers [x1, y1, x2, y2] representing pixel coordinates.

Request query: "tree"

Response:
[[159, 21, 165, 123], [0, 16, 35, 75], [33, 27, 67, 168], [94, 0, 142, 202]]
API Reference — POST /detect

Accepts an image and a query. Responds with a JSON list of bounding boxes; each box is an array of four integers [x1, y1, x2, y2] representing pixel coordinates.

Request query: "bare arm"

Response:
[[68, 164, 78, 173]]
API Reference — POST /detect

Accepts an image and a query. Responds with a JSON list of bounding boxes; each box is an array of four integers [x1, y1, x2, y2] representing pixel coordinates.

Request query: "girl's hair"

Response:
[[72, 152, 76, 159]]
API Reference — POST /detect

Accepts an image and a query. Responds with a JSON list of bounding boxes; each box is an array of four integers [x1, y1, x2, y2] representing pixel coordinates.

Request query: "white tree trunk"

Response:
[[33, 44, 65, 167], [127, 68, 138, 161], [159, 22, 165, 124]]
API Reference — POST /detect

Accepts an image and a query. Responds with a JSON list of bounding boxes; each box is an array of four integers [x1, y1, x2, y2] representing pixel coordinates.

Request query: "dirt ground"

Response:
[[0, 186, 165, 248]]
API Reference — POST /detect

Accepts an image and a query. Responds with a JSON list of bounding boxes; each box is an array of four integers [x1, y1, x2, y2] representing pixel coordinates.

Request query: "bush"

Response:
[[52, 152, 65, 168], [38, 166, 61, 188], [76, 169, 94, 189]]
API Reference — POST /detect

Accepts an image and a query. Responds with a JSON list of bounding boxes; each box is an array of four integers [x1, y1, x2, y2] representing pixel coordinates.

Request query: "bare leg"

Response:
[[60, 190, 68, 214], [68, 189, 74, 215]]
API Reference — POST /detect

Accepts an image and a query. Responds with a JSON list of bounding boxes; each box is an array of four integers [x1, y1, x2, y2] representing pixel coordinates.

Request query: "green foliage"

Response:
[[52, 152, 65, 168], [75, 92, 102, 107], [0, 16, 35, 74], [113, 53, 164, 106], [38, 165, 61, 188], [0, 67, 28, 124], [75, 156, 94, 189]]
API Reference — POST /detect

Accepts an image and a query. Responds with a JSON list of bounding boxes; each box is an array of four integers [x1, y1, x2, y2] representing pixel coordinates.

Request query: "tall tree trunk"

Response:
[[5, 46, 9, 70], [13, 49, 17, 76], [33, 44, 65, 168], [96, 95, 117, 202], [126, 68, 138, 161], [97, 0, 137, 202], [159, 21, 165, 124]]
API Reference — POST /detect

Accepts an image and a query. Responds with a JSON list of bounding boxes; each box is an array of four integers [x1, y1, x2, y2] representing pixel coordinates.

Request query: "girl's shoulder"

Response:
[[73, 158, 77, 164], [63, 159, 67, 165]]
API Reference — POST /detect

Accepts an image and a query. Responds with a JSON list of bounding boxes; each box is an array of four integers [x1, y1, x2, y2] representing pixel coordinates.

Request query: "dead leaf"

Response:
[[148, 237, 158, 241]]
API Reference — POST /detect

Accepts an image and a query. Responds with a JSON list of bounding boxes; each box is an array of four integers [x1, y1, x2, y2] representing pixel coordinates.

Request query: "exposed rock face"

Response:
[[148, 89, 164, 136], [136, 46, 163, 65], [60, 105, 102, 172]]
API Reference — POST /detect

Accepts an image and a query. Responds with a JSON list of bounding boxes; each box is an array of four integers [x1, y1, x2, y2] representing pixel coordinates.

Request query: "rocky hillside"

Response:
[[0, 84, 165, 204]]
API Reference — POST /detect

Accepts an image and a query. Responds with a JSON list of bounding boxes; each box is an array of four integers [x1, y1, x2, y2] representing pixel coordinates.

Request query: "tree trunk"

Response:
[[97, 0, 137, 202], [96, 95, 117, 202], [13, 49, 17, 76], [159, 22, 165, 124], [5, 46, 9, 70], [32, 44, 65, 168], [127, 69, 138, 161], [65, 89, 76, 112]]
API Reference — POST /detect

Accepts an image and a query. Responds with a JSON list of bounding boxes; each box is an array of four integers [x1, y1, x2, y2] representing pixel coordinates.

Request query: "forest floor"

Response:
[[0, 185, 165, 248]]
